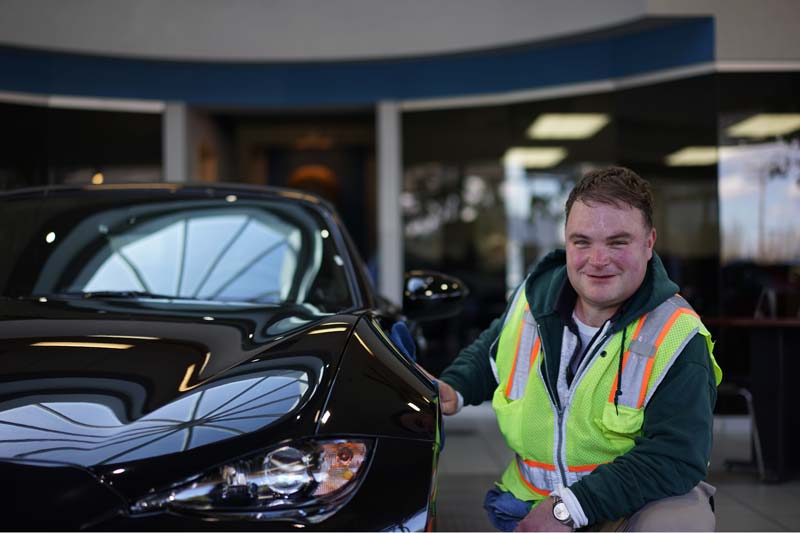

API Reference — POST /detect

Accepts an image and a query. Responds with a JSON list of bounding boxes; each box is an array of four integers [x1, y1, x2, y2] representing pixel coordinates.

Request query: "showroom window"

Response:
[[0, 102, 162, 189], [402, 77, 720, 368]]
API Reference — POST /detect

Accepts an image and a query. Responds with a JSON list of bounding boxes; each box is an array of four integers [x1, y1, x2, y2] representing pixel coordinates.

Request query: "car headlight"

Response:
[[131, 438, 372, 524]]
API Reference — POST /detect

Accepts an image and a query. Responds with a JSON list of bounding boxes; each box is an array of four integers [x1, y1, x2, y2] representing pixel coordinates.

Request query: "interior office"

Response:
[[1, 0, 799, 497]]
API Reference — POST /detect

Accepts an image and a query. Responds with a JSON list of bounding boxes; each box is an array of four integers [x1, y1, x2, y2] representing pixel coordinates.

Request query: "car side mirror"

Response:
[[403, 270, 469, 322]]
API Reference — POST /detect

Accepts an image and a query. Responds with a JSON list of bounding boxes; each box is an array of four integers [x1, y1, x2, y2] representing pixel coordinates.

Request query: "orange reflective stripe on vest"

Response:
[[505, 305, 541, 400], [516, 457, 556, 496], [515, 457, 603, 495], [608, 295, 700, 409]]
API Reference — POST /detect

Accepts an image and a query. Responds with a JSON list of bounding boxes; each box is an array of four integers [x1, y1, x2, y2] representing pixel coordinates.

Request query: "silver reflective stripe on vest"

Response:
[[489, 283, 527, 385], [564, 468, 593, 487], [506, 311, 539, 400], [615, 295, 695, 409], [516, 455, 560, 494], [644, 326, 699, 407], [501, 282, 527, 330]]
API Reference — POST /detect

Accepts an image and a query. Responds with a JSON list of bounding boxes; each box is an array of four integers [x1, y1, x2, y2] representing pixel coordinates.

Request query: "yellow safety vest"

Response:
[[492, 285, 722, 503]]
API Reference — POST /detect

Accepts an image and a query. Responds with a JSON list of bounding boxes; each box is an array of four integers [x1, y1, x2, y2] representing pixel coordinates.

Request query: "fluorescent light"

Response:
[[90, 335, 160, 340], [31, 341, 134, 350], [308, 327, 348, 335], [503, 147, 567, 168], [665, 146, 718, 166], [527, 113, 610, 140], [726, 114, 800, 138]]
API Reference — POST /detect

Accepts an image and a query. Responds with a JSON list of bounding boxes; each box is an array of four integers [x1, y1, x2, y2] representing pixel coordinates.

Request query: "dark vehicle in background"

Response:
[[0, 183, 467, 530]]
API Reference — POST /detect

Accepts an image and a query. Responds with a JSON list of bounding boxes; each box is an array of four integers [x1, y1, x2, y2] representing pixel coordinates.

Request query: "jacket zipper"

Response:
[[538, 323, 569, 486], [555, 406, 568, 486], [554, 327, 613, 487]]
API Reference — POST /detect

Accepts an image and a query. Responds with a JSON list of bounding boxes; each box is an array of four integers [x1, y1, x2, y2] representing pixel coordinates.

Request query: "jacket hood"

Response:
[[525, 249, 678, 331]]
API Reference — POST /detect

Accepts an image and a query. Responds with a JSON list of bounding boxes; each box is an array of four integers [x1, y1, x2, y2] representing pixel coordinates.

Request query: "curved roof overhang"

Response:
[[0, 18, 714, 108]]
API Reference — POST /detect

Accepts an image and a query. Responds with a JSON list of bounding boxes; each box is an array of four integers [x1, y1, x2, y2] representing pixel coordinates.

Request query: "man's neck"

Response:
[[574, 300, 617, 328]]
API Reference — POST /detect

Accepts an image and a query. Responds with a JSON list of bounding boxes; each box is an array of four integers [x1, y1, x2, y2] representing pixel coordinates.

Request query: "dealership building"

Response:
[[1, 1, 799, 528]]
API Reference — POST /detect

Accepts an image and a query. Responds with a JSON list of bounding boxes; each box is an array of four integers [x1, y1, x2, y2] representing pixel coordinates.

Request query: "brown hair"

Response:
[[565, 166, 654, 229]]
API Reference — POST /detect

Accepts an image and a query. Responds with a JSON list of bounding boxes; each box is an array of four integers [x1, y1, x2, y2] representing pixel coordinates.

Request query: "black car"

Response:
[[0, 183, 467, 530]]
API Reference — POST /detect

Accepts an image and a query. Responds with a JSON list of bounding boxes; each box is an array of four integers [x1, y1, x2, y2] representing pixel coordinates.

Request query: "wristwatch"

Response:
[[551, 495, 575, 528]]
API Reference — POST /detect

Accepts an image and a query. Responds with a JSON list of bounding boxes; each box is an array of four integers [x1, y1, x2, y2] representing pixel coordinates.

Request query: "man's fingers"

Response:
[[413, 364, 459, 415], [437, 380, 459, 415]]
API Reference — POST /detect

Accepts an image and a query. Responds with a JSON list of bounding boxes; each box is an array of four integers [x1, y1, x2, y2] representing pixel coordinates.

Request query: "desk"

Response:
[[706, 318, 800, 482]]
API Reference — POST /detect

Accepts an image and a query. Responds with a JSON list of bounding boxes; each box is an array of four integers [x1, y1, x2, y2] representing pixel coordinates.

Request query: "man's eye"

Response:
[[573, 240, 589, 247], [609, 241, 628, 247]]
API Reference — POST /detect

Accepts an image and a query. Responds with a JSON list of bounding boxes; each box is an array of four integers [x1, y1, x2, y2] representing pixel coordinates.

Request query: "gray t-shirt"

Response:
[[570, 311, 601, 378]]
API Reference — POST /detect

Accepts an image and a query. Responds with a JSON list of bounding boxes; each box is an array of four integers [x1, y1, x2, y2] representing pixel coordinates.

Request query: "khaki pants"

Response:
[[588, 482, 716, 532]]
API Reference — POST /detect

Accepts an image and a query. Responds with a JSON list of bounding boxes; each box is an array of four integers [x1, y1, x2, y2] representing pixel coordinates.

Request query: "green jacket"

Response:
[[440, 250, 718, 524]]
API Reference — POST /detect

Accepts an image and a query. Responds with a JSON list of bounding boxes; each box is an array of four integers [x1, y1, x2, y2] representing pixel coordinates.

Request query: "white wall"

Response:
[[3, 1, 798, 64], [648, 0, 800, 62], [0, 0, 649, 61]]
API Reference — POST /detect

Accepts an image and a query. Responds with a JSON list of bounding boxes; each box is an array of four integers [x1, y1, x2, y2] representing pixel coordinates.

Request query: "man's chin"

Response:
[[584, 278, 618, 291], [581, 287, 622, 305]]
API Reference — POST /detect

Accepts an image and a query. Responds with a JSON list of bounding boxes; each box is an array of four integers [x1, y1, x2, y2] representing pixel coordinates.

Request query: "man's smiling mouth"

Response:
[[586, 273, 616, 279]]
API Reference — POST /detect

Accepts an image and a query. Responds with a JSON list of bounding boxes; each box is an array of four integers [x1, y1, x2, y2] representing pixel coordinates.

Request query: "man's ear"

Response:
[[646, 227, 657, 259]]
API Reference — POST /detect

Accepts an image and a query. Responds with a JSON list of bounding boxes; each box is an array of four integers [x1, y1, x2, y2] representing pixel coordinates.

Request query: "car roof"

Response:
[[0, 182, 336, 211]]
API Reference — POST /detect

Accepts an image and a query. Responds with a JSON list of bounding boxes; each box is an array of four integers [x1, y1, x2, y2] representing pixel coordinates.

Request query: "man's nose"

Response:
[[588, 247, 609, 265]]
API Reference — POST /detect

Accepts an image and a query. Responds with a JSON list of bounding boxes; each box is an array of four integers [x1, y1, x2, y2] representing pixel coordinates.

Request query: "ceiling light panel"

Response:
[[503, 147, 567, 168], [527, 113, 610, 140], [665, 146, 718, 167], [726, 114, 800, 138]]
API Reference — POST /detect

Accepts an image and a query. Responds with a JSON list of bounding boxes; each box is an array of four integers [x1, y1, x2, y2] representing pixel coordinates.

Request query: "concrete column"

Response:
[[163, 101, 189, 182], [503, 159, 526, 294], [377, 101, 403, 304]]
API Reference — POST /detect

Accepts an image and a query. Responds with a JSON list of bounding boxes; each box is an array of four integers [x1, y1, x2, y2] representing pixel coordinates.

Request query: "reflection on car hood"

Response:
[[0, 300, 357, 468]]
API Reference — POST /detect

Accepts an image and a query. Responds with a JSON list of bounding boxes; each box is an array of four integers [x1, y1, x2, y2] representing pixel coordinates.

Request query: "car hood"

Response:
[[0, 299, 358, 470]]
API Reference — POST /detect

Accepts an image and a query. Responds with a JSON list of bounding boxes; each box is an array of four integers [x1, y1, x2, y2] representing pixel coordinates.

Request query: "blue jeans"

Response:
[[483, 487, 532, 531]]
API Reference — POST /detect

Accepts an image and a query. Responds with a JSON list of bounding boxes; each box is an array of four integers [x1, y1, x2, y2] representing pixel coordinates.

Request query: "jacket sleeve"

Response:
[[438, 316, 503, 406], [569, 334, 717, 524]]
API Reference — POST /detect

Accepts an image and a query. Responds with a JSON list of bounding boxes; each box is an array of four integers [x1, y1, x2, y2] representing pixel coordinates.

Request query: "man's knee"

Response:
[[624, 482, 716, 532]]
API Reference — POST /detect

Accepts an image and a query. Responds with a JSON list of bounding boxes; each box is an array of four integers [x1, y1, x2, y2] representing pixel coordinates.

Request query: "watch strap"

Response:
[[552, 495, 575, 527]]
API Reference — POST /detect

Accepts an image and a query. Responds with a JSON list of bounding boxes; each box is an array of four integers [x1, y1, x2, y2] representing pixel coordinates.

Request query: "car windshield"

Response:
[[0, 190, 356, 313]]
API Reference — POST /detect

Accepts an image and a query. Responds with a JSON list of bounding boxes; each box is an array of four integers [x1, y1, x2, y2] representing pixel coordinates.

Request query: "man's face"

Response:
[[565, 200, 656, 324]]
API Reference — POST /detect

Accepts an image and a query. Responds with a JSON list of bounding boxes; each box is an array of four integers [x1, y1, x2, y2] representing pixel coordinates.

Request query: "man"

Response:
[[435, 167, 722, 531]]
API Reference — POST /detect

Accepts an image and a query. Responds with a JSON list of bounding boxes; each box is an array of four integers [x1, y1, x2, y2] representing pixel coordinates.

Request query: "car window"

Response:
[[0, 193, 355, 313], [82, 209, 302, 302]]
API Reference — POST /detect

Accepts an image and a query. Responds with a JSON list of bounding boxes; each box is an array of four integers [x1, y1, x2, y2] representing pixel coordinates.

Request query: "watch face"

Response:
[[553, 501, 571, 522]]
